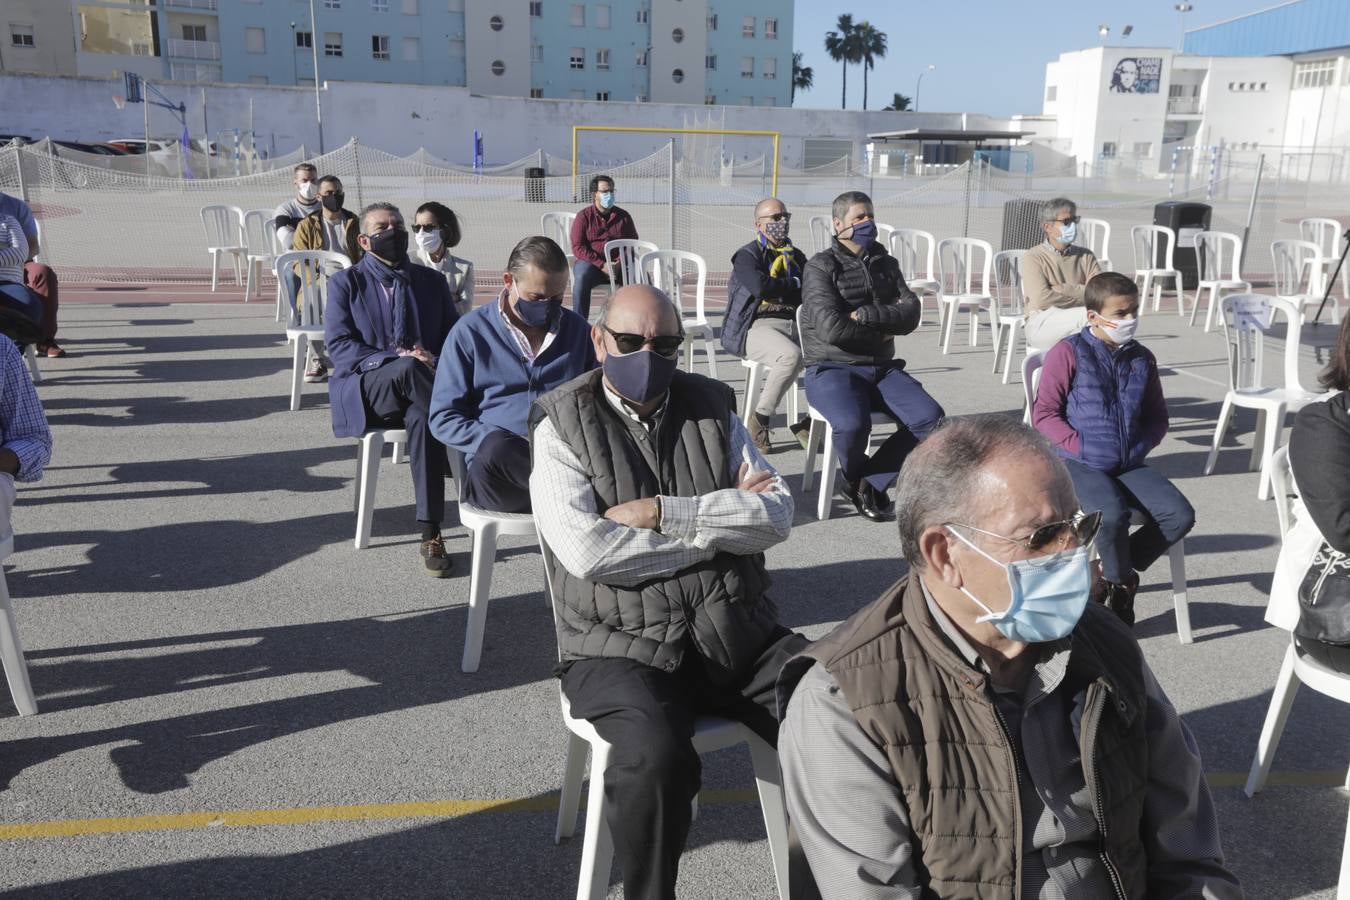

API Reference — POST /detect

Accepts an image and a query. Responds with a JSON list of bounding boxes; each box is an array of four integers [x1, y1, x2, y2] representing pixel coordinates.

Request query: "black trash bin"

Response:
[[525, 166, 546, 202], [1001, 198, 1044, 251], [1153, 201, 1211, 286]]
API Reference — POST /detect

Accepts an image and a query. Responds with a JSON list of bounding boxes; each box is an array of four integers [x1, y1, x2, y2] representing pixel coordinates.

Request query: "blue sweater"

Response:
[[429, 298, 596, 465]]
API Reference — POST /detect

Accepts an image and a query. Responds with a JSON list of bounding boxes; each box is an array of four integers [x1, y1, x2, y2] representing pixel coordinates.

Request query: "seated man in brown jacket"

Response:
[[1022, 197, 1101, 352], [777, 415, 1242, 900]]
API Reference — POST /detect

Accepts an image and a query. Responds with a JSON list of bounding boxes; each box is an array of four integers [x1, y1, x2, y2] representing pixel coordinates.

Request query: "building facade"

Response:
[[1, 0, 792, 106]]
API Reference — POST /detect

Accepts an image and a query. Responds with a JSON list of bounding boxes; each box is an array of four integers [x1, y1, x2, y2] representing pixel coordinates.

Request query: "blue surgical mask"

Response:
[[603, 348, 677, 406], [947, 528, 1091, 643], [513, 292, 560, 329], [598, 191, 615, 210], [1059, 221, 1078, 245], [847, 220, 878, 246]]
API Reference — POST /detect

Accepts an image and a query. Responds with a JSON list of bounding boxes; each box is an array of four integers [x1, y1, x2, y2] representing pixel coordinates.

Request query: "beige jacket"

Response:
[[1022, 241, 1100, 316]]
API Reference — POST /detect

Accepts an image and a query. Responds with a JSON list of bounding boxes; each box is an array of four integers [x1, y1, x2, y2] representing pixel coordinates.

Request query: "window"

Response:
[[245, 26, 265, 53], [530, 87, 543, 98], [741, 96, 753, 106], [705, 94, 716, 105], [295, 30, 313, 49], [742, 16, 755, 38], [635, 49, 647, 67], [489, 15, 503, 31], [707, 13, 717, 30], [741, 56, 754, 78], [705, 54, 716, 70], [1045, 85, 1057, 101], [182, 24, 207, 42], [250, 74, 269, 84], [1260, 81, 1268, 90], [595, 48, 609, 70], [570, 89, 585, 99], [636, 92, 647, 102], [324, 0, 340, 7], [531, 42, 543, 62], [530, 1, 542, 16], [762, 96, 774, 106], [570, 4, 583, 26], [764, 17, 777, 39], [570, 47, 584, 69], [595, 4, 609, 28], [672, 27, 683, 43], [9, 24, 33, 48], [372, 34, 390, 59], [372, 0, 389, 11], [1101, 142, 1117, 158], [449, 37, 465, 56], [402, 36, 419, 60], [672, 67, 684, 83], [1133, 142, 1152, 158], [636, 7, 648, 24], [491, 59, 505, 75], [133, 41, 150, 55], [762, 57, 776, 79], [596, 90, 609, 101], [1295, 59, 1336, 89], [403, 0, 418, 12], [324, 32, 343, 56]]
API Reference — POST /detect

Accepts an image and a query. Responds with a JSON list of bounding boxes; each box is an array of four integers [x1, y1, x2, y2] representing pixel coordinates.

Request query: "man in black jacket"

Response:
[[723, 197, 811, 452], [800, 191, 945, 521]]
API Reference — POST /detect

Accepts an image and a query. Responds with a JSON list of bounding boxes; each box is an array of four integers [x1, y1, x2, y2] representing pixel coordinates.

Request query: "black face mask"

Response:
[[321, 192, 345, 212], [366, 227, 409, 265]]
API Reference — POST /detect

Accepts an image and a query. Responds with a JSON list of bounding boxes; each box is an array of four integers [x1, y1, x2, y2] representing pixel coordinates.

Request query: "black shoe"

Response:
[[788, 417, 812, 451], [1108, 582, 1136, 627], [420, 534, 454, 577], [844, 480, 893, 522]]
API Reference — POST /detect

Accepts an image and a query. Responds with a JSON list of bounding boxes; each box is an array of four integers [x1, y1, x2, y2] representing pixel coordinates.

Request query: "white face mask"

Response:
[[414, 229, 443, 254], [297, 180, 319, 201], [1095, 314, 1138, 345]]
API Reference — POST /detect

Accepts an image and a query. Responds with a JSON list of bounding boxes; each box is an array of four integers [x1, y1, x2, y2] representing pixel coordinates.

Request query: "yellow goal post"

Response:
[[571, 125, 782, 197]]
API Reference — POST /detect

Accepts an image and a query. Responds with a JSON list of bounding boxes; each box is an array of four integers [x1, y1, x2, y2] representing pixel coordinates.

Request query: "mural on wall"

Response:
[[1109, 57, 1162, 94]]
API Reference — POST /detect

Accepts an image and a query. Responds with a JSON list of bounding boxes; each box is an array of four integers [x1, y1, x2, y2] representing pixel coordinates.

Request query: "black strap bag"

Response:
[[1296, 542, 1350, 645]]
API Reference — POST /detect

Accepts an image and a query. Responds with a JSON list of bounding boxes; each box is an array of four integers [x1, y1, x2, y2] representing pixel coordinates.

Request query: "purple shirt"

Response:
[[569, 204, 638, 268]]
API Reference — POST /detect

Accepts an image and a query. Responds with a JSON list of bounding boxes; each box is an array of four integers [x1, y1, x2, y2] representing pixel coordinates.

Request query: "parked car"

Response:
[[108, 138, 180, 175], [53, 140, 127, 157], [0, 134, 32, 146]]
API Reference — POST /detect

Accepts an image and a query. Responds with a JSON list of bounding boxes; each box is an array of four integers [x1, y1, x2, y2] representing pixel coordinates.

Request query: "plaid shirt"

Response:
[[0, 338, 51, 481]]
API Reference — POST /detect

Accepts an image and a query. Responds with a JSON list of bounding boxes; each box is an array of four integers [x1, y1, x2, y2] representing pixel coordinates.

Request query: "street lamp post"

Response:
[[308, 0, 325, 154], [1174, 3, 1194, 52], [915, 64, 935, 112]]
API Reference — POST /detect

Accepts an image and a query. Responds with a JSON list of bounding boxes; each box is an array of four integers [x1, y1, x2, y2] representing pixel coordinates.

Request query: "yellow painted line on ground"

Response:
[[0, 775, 1341, 842]]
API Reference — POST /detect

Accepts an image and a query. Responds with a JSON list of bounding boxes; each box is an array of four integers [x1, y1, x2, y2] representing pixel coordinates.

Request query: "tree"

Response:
[[824, 14, 862, 110], [883, 93, 912, 111], [855, 21, 888, 111], [791, 51, 814, 104]]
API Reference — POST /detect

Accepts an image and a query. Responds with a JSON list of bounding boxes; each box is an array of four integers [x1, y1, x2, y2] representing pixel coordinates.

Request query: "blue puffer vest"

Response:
[[1063, 329, 1156, 476]]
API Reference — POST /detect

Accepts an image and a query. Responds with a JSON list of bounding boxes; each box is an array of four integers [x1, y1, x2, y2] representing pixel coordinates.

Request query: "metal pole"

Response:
[[667, 140, 676, 250], [309, 0, 325, 154], [962, 156, 973, 237], [1239, 152, 1265, 273], [201, 87, 209, 177], [143, 82, 152, 180]]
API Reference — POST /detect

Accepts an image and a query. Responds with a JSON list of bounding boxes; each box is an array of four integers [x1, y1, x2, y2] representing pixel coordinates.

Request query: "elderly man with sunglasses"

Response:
[[530, 283, 807, 900], [1024, 197, 1102, 352], [777, 415, 1241, 900]]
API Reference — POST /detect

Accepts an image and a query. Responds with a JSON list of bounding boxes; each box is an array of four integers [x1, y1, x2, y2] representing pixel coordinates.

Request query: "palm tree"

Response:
[[855, 21, 888, 110], [791, 51, 814, 104], [824, 14, 861, 110], [883, 93, 911, 111]]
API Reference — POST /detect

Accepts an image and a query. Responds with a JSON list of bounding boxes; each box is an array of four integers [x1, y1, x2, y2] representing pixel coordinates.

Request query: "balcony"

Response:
[[166, 0, 218, 8], [167, 38, 221, 60], [169, 62, 222, 82], [1167, 96, 1201, 115]]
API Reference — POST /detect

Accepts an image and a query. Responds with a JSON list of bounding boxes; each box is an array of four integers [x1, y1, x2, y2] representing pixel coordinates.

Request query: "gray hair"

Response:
[[831, 190, 872, 223], [895, 414, 1068, 568], [359, 202, 402, 234], [1039, 197, 1077, 224]]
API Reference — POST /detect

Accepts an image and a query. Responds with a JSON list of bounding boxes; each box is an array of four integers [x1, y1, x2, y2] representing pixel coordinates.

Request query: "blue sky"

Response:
[[790, 0, 1268, 115]]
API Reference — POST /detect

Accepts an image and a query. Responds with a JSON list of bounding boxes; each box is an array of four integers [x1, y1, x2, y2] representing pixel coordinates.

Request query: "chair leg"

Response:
[[968, 309, 978, 347], [209, 249, 221, 292], [989, 317, 1004, 373], [577, 741, 615, 900], [0, 570, 37, 716], [1174, 275, 1187, 317], [1257, 406, 1286, 501], [817, 425, 837, 521], [461, 523, 499, 673], [742, 366, 761, 424], [802, 419, 822, 492], [682, 336, 694, 374], [1001, 322, 1018, 385], [702, 339, 718, 380], [788, 382, 799, 423], [1203, 396, 1236, 475], [555, 729, 590, 843], [289, 334, 308, 412], [245, 259, 256, 302], [934, 299, 947, 347], [748, 734, 791, 900], [1169, 540, 1191, 644], [24, 345, 39, 384], [1244, 642, 1300, 797], [941, 302, 957, 354], [354, 433, 384, 549]]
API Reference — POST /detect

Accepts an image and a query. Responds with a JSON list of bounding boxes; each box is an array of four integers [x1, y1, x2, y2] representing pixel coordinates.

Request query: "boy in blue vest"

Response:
[[1031, 271, 1194, 625]]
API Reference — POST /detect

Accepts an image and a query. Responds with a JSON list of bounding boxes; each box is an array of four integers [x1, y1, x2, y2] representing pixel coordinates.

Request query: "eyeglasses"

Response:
[[1053, 215, 1081, 225], [757, 212, 792, 222], [600, 324, 684, 357], [947, 510, 1102, 554], [410, 224, 440, 233]]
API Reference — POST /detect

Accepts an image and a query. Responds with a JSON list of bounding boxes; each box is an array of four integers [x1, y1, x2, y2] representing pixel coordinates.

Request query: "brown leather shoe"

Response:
[[748, 416, 772, 454]]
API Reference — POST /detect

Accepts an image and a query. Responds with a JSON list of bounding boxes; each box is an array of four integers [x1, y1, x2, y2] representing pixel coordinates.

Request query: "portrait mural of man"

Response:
[[1110, 57, 1162, 93]]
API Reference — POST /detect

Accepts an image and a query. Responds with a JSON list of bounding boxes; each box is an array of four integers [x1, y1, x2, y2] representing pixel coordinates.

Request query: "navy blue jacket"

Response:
[[721, 238, 807, 357]]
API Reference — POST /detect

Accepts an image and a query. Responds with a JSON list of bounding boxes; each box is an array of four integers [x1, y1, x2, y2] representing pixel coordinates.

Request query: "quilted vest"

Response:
[[1063, 329, 1156, 475], [785, 573, 1150, 900], [530, 368, 779, 685]]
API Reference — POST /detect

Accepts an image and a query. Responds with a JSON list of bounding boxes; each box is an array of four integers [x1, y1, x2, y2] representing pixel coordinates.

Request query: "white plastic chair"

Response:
[[1021, 350, 1043, 425], [200, 204, 246, 291], [0, 531, 35, 716], [936, 237, 994, 353], [1130, 225, 1186, 316], [889, 228, 941, 325], [808, 215, 832, 255], [1269, 444, 1295, 539], [275, 250, 350, 411], [1190, 231, 1250, 332], [990, 250, 1027, 384], [638, 249, 717, 379], [241, 209, 278, 304], [22, 346, 39, 384], [541, 212, 578, 289], [352, 428, 408, 549], [603, 238, 658, 301], [875, 222, 896, 249], [1272, 239, 1338, 324], [740, 359, 800, 425], [538, 531, 790, 900], [1078, 217, 1113, 271], [1299, 216, 1348, 306], [1202, 294, 1325, 500]]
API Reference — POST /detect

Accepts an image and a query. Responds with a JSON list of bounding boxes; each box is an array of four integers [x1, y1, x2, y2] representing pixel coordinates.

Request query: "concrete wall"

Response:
[[0, 0, 78, 77]]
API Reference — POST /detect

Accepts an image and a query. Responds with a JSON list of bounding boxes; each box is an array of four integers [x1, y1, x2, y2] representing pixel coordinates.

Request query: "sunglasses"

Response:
[[410, 224, 442, 233], [758, 212, 792, 222], [601, 324, 684, 357], [1053, 215, 1081, 225], [948, 510, 1102, 555]]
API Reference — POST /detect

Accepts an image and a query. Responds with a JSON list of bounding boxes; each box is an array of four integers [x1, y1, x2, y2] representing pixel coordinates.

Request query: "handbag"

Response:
[[1295, 541, 1350, 645]]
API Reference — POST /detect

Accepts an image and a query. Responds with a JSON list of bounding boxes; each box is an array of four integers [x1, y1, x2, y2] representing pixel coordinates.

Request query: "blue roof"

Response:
[[1183, 0, 1350, 57]]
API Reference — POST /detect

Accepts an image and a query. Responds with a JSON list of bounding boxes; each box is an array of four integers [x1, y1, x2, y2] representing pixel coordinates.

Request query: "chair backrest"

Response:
[[1130, 224, 1175, 271], [1299, 217, 1343, 258], [889, 228, 937, 281], [604, 238, 659, 287], [275, 250, 352, 326], [639, 249, 708, 322], [991, 250, 1026, 317], [808, 215, 832, 255], [936, 237, 994, 296], [1269, 444, 1297, 539], [1078, 217, 1112, 263], [540, 212, 577, 259], [1217, 293, 1304, 394], [1271, 239, 1323, 297], [241, 209, 276, 257], [875, 223, 896, 248], [1022, 349, 1044, 423], [31, 219, 42, 264], [200, 204, 243, 248], [1194, 230, 1243, 283]]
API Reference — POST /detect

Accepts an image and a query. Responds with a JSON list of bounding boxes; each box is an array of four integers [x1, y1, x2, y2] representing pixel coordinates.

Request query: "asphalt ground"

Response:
[[1, 289, 1348, 898]]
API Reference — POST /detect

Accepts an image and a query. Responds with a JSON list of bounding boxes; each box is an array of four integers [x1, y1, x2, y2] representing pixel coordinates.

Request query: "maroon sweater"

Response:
[[570, 204, 639, 268]]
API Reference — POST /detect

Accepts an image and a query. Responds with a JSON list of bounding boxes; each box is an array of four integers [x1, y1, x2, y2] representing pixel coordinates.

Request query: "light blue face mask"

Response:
[[1058, 221, 1078, 245], [947, 527, 1091, 643], [598, 191, 615, 210]]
